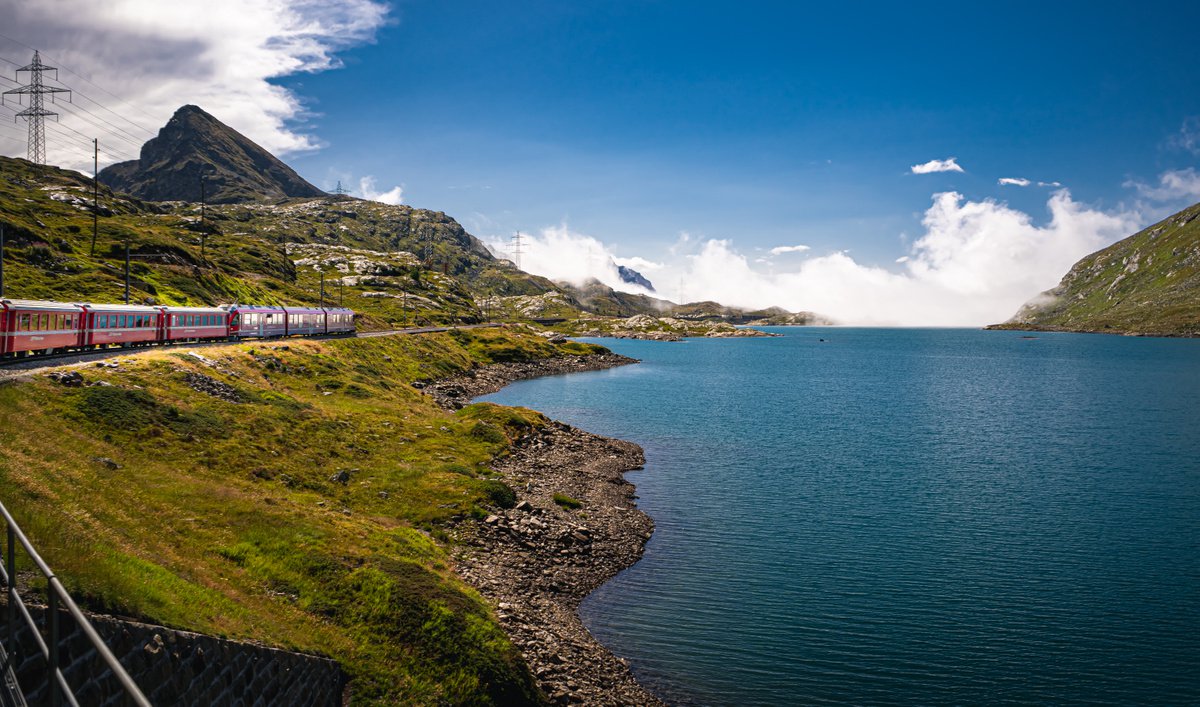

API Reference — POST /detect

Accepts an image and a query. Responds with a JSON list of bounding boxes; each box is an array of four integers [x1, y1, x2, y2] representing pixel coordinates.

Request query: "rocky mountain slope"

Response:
[[7, 103, 826, 329], [992, 201, 1200, 336], [99, 105, 326, 204]]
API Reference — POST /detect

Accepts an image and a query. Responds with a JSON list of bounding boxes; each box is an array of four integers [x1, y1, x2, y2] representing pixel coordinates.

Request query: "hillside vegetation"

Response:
[[0, 156, 564, 326], [0, 328, 605, 704], [993, 201, 1200, 336]]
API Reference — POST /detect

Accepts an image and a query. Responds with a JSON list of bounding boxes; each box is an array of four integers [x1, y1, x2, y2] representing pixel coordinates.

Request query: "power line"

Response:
[[45, 122, 134, 162], [55, 102, 145, 149], [0, 34, 159, 129]]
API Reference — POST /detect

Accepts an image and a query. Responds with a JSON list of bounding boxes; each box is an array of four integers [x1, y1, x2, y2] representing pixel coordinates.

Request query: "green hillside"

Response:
[[0, 156, 560, 326], [0, 328, 605, 704], [992, 202, 1200, 336]]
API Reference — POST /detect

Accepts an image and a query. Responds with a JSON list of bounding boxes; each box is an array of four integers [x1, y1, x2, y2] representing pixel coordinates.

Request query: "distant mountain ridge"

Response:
[[992, 201, 1200, 336], [616, 264, 654, 291], [99, 105, 326, 204]]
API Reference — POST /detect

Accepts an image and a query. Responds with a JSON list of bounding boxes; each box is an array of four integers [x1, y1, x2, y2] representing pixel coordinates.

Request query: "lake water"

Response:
[[479, 329, 1200, 706]]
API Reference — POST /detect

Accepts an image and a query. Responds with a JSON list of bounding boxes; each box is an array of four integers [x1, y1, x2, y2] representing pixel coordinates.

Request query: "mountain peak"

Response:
[[99, 104, 325, 204]]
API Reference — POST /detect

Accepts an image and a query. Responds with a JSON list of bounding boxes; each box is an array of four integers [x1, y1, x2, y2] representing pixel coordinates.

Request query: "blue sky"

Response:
[[4, 1, 1199, 323], [284, 2, 1200, 261]]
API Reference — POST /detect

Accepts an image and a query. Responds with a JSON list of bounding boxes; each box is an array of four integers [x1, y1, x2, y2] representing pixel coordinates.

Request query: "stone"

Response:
[[330, 470, 351, 484], [94, 457, 121, 470], [47, 371, 85, 387]]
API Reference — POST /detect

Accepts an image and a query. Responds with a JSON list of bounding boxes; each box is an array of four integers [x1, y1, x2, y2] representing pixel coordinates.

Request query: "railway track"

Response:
[[0, 323, 503, 374]]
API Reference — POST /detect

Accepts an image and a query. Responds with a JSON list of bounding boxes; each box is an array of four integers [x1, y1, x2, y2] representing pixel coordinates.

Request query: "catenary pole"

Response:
[[124, 238, 130, 304], [90, 139, 99, 256]]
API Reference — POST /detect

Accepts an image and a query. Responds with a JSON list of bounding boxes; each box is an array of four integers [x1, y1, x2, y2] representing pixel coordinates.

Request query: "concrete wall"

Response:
[[9, 608, 346, 706]]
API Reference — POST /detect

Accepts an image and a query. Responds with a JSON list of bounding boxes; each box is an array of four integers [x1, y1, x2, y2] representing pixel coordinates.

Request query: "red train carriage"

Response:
[[324, 307, 355, 335], [162, 306, 229, 342], [222, 305, 287, 339], [0, 299, 85, 357], [283, 306, 327, 337], [80, 304, 162, 349]]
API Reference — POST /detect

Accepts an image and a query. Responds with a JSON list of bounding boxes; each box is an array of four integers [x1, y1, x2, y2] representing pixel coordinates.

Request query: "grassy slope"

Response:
[[994, 202, 1200, 335], [0, 328, 605, 704]]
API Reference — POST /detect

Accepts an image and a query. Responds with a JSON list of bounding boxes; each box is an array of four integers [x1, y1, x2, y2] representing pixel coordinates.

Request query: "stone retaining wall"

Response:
[[8, 608, 346, 706]]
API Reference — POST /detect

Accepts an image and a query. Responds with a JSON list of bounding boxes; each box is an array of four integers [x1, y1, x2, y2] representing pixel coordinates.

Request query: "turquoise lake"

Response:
[[479, 328, 1200, 706]]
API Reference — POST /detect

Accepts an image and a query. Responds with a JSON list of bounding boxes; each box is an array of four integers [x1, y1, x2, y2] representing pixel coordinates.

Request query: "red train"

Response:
[[0, 299, 356, 359]]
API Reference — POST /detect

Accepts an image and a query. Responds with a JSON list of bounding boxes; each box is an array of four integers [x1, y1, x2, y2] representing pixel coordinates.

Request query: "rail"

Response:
[[0, 502, 151, 707]]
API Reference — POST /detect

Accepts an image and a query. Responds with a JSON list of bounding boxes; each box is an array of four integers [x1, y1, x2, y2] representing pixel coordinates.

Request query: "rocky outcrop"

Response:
[[100, 105, 326, 204], [572, 314, 781, 340]]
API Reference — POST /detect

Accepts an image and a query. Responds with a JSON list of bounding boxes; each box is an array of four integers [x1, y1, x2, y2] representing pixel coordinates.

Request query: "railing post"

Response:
[[6, 525, 13, 660], [48, 586, 60, 707]]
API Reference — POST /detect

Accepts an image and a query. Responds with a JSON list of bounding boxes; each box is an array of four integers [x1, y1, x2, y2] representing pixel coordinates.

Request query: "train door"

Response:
[[0, 302, 9, 356]]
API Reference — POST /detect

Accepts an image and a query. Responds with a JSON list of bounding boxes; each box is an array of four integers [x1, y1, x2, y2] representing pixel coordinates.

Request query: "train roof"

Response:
[[160, 306, 227, 314], [79, 303, 162, 313], [220, 304, 286, 312], [0, 299, 85, 312]]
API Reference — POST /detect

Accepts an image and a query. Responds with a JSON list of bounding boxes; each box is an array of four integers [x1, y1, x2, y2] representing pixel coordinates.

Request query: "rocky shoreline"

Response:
[[429, 353, 666, 706], [421, 352, 638, 409]]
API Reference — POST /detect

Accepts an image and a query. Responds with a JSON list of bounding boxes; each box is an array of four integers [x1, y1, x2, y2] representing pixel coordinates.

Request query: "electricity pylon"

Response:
[[2, 51, 72, 165]]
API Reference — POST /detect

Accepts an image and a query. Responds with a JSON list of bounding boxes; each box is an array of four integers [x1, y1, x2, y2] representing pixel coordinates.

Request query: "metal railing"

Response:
[[0, 502, 150, 707]]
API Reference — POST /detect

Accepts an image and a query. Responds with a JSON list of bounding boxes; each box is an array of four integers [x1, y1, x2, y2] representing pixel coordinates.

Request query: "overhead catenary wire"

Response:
[[0, 41, 155, 139], [45, 122, 134, 162]]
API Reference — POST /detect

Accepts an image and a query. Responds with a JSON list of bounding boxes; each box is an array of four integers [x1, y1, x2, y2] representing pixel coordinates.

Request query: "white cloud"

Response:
[[1037, 181, 1063, 188], [485, 225, 657, 296], [510, 192, 1140, 326], [1169, 116, 1200, 155], [911, 157, 964, 174], [677, 191, 1138, 325], [614, 256, 665, 272], [0, 1, 389, 172], [998, 177, 1031, 187], [1127, 168, 1200, 202], [358, 176, 403, 205], [768, 244, 811, 255]]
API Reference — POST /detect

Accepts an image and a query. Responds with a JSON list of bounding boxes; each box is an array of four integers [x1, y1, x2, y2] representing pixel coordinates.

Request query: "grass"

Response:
[[552, 493, 582, 510], [0, 327, 607, 704]]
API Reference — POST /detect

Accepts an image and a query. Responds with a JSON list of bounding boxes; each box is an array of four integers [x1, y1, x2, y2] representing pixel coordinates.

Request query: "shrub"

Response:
[[479, 480, 516, 509], [552, 493, 581, 510], [468, 422, 506, 445]]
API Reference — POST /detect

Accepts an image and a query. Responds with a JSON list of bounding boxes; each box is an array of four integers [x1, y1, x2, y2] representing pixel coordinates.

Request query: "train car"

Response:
[[80, 304, 162, 349], [0, 299, 85, 357], [162, 306, 229, 343], [324, 307, 356, 335], [223, 304, 287, 340], [283, 306, 328, 337]]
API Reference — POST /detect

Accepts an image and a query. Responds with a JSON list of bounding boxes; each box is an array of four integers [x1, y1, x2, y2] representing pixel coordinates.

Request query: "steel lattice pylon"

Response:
[[2, 51, 71, 165]]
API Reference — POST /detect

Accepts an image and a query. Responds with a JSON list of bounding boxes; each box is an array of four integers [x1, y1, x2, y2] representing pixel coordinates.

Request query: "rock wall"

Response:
[[9, 608, 346, 706]]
